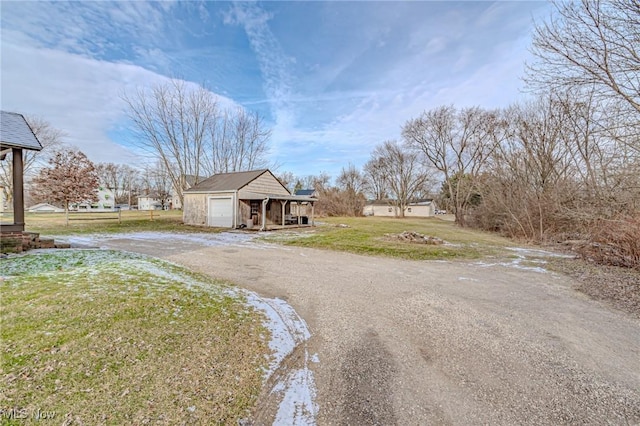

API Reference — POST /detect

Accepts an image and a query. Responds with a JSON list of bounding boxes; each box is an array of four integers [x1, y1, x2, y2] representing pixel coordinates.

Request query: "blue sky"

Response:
[[1, 1, 550, 179]]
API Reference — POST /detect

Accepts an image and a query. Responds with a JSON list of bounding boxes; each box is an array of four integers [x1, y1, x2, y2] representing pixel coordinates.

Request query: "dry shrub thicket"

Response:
[[313, 164, 368, 217], [466, 93, 640, 269]]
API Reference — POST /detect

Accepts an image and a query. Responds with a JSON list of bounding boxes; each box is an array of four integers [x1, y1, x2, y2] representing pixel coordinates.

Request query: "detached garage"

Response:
[[183, 169, 316, 230]]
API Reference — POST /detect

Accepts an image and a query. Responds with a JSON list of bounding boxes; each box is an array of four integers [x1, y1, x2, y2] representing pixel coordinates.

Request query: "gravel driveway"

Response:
[[67, 232, 640, 424]]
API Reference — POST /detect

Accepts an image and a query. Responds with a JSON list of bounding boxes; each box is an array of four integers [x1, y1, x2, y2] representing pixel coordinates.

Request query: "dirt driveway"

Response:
[[68, 232, 640, 424]]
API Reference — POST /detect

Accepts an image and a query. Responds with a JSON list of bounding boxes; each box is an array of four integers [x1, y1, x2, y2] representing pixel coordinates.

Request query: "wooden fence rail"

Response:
[[67, 210, 122, 224]]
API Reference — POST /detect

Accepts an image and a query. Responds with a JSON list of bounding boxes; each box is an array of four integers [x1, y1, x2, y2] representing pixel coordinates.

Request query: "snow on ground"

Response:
[[505, 247, 574, 258], [470, 246, 573, 274], [45, 233, 319, 424], [4, 245, 319, 425], [243, 292, 318, 425], [55, 231, 279, 252]]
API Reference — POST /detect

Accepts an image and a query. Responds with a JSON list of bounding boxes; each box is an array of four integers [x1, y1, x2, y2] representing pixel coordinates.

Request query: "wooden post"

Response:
[[118, 208, 122, 224], [281, 200, 288, 226], [11, 148, 24, 231], [311, 202, 315, 226], [150, 209, 154, 221]]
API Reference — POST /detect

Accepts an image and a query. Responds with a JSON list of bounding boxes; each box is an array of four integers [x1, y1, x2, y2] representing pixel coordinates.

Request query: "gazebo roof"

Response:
[[0, 111, 43, 151]]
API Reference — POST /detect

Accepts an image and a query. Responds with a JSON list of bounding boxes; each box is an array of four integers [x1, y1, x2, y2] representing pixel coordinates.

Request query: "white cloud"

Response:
[[223, 2, 297, 154], [1, 36, 239, 166], [0, 1, 551, 181]]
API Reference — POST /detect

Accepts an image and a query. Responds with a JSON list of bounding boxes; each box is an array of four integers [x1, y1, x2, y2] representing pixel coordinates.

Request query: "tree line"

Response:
[[4, 0, 637, 267], [277, 0, 640, 268]]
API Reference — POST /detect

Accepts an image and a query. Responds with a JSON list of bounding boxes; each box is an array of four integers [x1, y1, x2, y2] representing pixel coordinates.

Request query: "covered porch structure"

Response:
[[1, 111, 44, 252], [239, 192, 317, 231]]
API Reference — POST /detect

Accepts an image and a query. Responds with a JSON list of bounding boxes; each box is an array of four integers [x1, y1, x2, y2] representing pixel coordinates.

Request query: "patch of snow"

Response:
[[273, 352, 318, 426], [458, 277, 479, 282], [468, 246, 572, 273], [506, 246, 573, 258], [242, 291, 318, 425], [472, 260, 548, 273], [242, 293, 311, 376], [55, 231, 276, 251]]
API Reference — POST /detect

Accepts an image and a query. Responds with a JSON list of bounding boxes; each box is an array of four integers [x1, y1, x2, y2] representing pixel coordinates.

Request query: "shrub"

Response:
[[575, 215, 640, 270]]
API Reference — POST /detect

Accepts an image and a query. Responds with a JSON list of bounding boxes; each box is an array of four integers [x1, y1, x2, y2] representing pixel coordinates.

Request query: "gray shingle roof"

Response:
[[0, 111, 43, 151], [294, 189, 317, 196], [186, 169, 269, 192]]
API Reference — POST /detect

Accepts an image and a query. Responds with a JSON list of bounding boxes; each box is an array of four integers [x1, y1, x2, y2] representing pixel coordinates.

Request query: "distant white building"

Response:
[[27, 203, 64, 213], [71, 185, 116, 210], [97, 185, 115, 210], [138, 193, 163, 211], [363, 199, 436, 217]]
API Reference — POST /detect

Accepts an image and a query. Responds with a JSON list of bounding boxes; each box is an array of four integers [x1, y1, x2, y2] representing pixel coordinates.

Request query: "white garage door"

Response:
[[208, 197, 233, 228]]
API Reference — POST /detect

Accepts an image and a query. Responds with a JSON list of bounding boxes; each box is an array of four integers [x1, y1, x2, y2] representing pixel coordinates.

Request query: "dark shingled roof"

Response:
[[1, 111, 43, 151], [294, 189, 317, 196], [186, 169, 269, 192]]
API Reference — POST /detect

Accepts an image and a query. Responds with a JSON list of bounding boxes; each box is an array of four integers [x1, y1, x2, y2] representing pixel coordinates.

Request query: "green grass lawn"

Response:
[[15, 210, 222, 236], [267, 216, 515, 260], [0, 250, 269, 424], [13, 211, 517, 261]]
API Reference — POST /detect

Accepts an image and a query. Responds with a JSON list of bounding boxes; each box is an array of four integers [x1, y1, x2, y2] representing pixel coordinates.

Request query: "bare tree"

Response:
[[298, 173, 331, 192], [484, 97, 574, 239], [335, 164, 367, 216], [124, 80, 273, 206], [122, 80, 218, 208], [471, 92, 639, 242], [95, 163, 140, 205], [370, 140, 432, 218], [141, 162, 173, 209], [1, 116, 65, 206], [204, 108, 271, 174], [363, 156, 388, 200], [527, 0, 640, 119], [31, 149, 98, 225], [402, 106, 503, 225], [276, 171, 297, 192]]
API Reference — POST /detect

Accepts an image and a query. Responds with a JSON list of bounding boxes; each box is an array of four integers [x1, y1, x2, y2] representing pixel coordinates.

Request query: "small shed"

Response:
[[183, 169, 317, 230], [1, 111, 43, 233]]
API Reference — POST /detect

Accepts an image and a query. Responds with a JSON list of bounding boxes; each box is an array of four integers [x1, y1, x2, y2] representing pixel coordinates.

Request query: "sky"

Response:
[[1, 1, 551, 180]]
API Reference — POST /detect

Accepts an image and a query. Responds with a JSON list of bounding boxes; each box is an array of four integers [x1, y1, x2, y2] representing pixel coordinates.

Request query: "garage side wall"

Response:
[[183, 193, 207, 226]]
